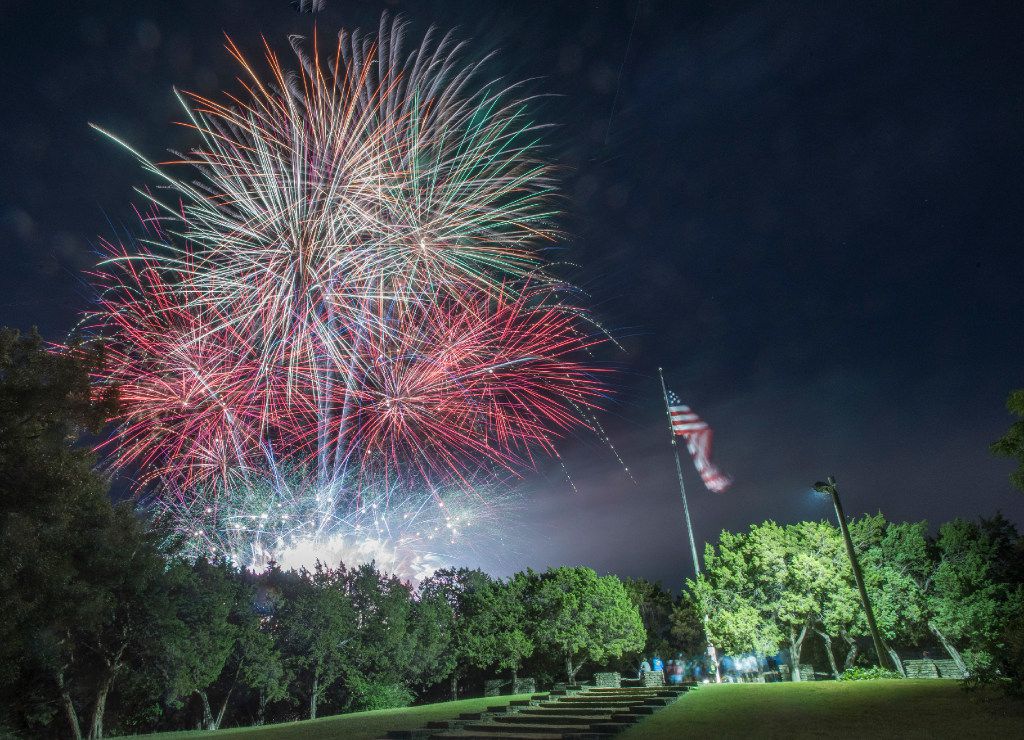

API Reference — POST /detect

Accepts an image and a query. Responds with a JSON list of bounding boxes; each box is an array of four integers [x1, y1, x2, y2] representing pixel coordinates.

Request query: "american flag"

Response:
[[666, 391, 732, 493]]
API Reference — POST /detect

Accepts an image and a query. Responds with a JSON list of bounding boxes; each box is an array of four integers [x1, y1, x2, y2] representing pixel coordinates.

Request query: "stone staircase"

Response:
[[382, 684, 693, 740], [902, 658, 965, 679]]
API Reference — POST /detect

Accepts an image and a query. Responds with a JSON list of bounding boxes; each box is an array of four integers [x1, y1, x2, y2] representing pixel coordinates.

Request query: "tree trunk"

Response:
[[842, 632, 859, 670], [195, 691, 222, 732], [565, 655, 581, 685], [257, 689, 268, 726], [511, 667, 518, 688], [88, 674, 114, 739], [887, 647, 906, 677], [196, 690, 215, 731], [789, 624, 808, 682], [56, 669, 82, 740], [928, 622, 968, 676], [708, 643, 723, 685], [816, 629, 841, 680], [450, 673, 458, 701], [309, 675, 319, 720], [214, 686, 234, 730], [88, 642, 126, 740]]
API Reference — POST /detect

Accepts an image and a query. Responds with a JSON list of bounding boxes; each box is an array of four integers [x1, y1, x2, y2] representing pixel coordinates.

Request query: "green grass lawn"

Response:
[[130, 694, 534, 740], [620, 679, 1024, 739], [133, 681, 1024, 740]]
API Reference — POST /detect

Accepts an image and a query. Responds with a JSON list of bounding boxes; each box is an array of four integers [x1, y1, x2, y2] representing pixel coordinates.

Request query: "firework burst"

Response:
[[83, 16, 616, 579]]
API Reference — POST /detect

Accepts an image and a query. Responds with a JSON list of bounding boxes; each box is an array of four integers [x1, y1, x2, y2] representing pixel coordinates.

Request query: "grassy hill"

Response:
[[133, 680, 1024, 739], [620, 679, 1024, 739], [131, 694, 534, 740]]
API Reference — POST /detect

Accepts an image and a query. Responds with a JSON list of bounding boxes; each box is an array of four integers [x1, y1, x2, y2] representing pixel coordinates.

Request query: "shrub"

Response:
[[963, 589, 1024, 698], [346, 677, 414, 712], [962, 649, 996, 675], [838, 666, 903, 681]]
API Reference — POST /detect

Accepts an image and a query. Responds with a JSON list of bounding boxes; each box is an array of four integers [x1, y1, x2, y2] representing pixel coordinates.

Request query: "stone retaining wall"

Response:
[[642, 670, 666, 686], [513, 678, 536, 694]]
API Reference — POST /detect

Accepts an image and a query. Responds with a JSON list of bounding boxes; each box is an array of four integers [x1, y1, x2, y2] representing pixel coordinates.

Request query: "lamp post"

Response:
[[812, 475, 894, 672]]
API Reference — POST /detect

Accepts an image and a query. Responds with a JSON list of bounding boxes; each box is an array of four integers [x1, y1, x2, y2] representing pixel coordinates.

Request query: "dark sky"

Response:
[[3, 0, 1023, 587]]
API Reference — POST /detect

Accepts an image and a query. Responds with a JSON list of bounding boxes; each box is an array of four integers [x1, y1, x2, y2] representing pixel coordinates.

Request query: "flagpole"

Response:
[[657, 368, 702, 578], [657, 367, 721, 683]]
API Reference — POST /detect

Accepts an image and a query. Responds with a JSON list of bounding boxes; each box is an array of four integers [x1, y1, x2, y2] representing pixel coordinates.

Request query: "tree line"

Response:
[[690, 515, 1024, 685]]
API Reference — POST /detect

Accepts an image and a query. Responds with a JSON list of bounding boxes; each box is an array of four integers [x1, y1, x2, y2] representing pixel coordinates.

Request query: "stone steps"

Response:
[[536, 704, 638, 716], [542, 699, 669, 709], [558, 689, 686, 698], [425, 733, 567, 740], [494, 714, 616, 726], [463, 722, 622, 734], [382, 683, 693, 740], [519, 708, 622, 717]]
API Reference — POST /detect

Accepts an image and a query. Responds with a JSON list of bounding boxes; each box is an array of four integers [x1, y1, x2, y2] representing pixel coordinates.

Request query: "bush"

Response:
[[962, 648, 997, 675], [963, 590, 1024, 698], [838, 666, 903, 681], [345, 677, 414, 712], [1000, 611, 1024, 697]]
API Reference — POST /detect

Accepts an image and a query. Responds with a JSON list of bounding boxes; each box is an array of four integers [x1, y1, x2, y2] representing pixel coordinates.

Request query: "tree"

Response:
[[623, 579, 676, 661], [80, 512, 185, 740], [855, 518, 930, 673], [0, 328, 189, 739], [7, 492, 185, 740], [979, 513, 1024, 588], [854, 515, 1022, 677], [274, 563, 355, 720], [471, 575, 535, 684], [775, 522, 840, 680], [0, 328, 116, 736], [339, 563, 415, 711], [407, 585, 457, 693], [166, 559, 243, 730], [789, 524, 854, 679], [236, 613, 289, 726], [668, 596, 707, 658], [928, 518, 1012, 673], [689, 530, 780, 671], [987, 586, 1024, 696], [418, 568, 495, 700], [993, 389, 1024, 492], [688, 573, 778, 663], [233, 566, 290, 726], [695, 524, 801, 678], [695, 521, 864, 681], [530, 567, 645, 684]]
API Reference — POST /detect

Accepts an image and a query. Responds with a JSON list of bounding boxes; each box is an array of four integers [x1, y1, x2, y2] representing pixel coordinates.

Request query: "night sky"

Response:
[[3, 0, 1023, 586]]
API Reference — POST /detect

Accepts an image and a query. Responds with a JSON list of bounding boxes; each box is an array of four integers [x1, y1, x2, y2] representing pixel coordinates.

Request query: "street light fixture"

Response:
[[813, 475, 895, 673]]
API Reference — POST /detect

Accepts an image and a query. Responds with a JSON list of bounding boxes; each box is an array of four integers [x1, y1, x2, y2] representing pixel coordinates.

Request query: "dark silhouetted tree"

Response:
[[993, 389, 1024, 492]]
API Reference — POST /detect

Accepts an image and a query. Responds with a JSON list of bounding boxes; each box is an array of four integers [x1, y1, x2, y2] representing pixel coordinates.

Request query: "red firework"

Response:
[[81, 18, 612, 500], [90, 237, 607, 492]]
